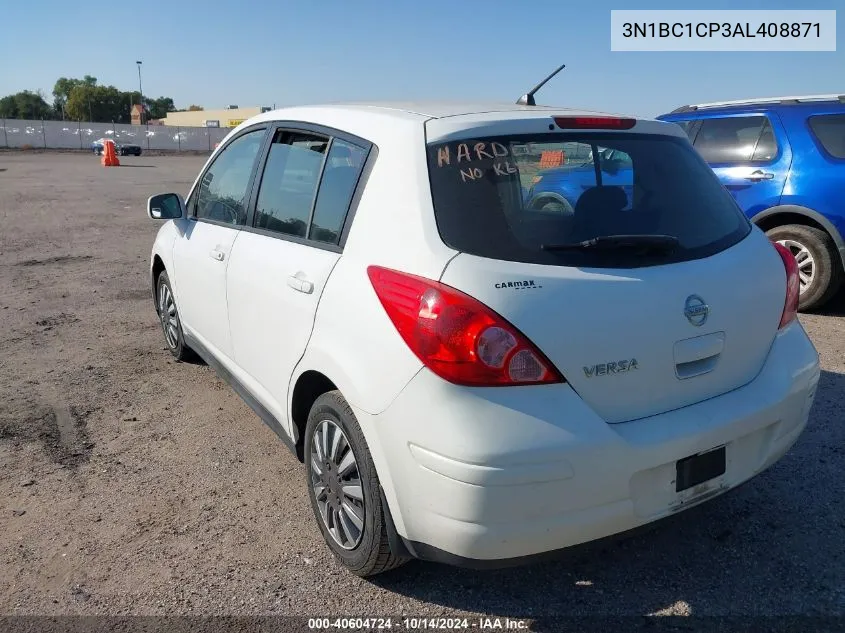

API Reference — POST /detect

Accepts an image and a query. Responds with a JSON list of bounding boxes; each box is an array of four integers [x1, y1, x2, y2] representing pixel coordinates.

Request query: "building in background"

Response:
[[161, 105, 272, 128], [130, 104, 144, 125]]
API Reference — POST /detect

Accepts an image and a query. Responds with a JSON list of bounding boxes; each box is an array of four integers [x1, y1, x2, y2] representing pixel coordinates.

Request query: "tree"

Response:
[[66, 84, 128, 123], [53, 76, 97, 116], [147, 97, 176, 120], [0, 90, 52, 119]]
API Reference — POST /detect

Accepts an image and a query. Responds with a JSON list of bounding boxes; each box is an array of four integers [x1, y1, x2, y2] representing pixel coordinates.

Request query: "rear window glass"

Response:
[[808, 114, 845, 159], [426, 132, 750, 268]]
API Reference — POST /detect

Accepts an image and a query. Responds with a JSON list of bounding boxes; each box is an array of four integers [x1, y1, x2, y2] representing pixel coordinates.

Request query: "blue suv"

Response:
[[658, 95, 845, 310], [526, 95, 845, 310]]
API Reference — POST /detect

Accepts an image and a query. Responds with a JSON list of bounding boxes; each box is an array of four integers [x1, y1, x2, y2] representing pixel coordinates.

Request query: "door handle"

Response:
[[209, 249, 225, 261], [745, 170, 774, 182], [286, 275, 314, 294]]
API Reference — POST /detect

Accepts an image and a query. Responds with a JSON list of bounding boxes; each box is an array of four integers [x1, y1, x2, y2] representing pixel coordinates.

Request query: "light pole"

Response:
[[136, 60, 143, 124]]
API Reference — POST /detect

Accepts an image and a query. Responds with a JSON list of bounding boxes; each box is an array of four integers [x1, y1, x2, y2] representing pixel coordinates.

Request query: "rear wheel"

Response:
[[304, 391, 408, 577], [766, 224, 843, 311]]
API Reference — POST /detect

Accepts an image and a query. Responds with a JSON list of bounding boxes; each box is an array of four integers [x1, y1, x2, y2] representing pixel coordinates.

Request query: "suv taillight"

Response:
[[773, 242, 800, 329], [367, 266, 564, 386]]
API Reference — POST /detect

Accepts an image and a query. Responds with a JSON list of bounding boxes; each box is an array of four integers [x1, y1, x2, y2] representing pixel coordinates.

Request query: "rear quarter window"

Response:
[[426, 132, 751, 269], [808, 114, 845, 159]]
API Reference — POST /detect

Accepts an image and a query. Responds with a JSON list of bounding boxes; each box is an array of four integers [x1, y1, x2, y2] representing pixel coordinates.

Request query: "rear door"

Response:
[[424, 120, 786, 424], [171, 126, 266, 360], [690, 114, 792, 217], [226, 125, 370, 425]]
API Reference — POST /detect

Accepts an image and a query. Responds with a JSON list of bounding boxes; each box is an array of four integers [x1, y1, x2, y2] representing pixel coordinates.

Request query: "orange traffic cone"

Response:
[[101, 139, 120, 167]]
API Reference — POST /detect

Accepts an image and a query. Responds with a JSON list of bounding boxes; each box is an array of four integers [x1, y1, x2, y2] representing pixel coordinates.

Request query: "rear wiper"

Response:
[[541, 234, 679, 253]]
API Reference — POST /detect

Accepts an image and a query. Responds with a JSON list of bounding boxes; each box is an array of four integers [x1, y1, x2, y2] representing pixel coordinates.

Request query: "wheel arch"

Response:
[[289, 369, 339, 462], [751, 205, 845, 271], [151, 254, 166, 313]]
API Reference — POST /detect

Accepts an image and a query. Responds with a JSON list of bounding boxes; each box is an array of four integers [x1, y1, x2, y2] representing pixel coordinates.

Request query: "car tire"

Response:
[[304, 390, 409, 577], [155, 271, 194, 361], [766, 224, 843, 311], [530, 195, 575, 216]]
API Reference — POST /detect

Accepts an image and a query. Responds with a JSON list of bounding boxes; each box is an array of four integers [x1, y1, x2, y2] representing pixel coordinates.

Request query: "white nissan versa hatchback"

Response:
[[147, 102, 820, 577]]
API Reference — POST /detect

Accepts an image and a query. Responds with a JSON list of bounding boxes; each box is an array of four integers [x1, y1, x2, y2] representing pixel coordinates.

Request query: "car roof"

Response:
[[660, 93, 845, 119], [226, 101, 683, 150], [251, 101, 642, 123]]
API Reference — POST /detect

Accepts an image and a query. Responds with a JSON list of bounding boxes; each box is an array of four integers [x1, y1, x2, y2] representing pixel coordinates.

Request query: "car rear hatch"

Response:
[[425, 114, 787, 423]]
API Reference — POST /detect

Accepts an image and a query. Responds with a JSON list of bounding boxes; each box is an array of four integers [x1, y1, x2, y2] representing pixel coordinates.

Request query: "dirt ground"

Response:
[[1, 152, 844, 622]]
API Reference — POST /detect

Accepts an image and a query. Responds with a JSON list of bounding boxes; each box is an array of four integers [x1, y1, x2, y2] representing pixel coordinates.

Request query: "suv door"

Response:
[[171, 127, 266, 360], [690, 114, 792, 217], [226, 126, 370, 427]]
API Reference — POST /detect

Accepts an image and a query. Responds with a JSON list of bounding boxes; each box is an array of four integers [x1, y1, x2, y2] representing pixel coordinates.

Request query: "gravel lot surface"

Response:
[[1, 153, 843, 626]]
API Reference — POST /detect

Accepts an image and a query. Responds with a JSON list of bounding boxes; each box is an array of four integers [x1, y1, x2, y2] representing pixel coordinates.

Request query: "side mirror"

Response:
[[147, 193, 186, 220]]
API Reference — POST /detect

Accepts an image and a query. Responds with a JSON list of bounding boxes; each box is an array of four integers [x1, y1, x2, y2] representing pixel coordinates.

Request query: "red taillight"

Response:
[[367, 266, 564, 387], [554, 116, 636, 130], [773, 242, 800, 329]]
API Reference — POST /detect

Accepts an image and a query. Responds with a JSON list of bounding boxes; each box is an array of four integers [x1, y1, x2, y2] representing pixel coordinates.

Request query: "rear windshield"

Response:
[[426, 132, 751, 268]]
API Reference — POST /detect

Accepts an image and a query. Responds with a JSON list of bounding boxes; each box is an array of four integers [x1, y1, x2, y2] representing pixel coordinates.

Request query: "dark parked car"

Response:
[[91, 137, 142, 156]]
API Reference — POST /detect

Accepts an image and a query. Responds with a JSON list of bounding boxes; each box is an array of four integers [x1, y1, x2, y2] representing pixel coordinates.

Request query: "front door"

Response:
[[171, 127, 266, 360]]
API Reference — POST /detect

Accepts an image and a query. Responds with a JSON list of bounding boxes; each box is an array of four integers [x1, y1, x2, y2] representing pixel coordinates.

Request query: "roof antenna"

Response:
[[516, 63, 566, 106]]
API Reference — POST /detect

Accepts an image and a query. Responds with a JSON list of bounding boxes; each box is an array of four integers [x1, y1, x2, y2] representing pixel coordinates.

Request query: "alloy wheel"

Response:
[[309, 419, 365, 550], [158, 282, 179, 349], [776, 239, 815, 294]]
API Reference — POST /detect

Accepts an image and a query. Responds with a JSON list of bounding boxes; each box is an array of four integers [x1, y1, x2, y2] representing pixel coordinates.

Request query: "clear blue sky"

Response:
[[0, 0, 841, 118]]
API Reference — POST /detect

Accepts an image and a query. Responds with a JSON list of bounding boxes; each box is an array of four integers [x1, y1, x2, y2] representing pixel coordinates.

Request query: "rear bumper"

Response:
[[357, 321, 820, 563]]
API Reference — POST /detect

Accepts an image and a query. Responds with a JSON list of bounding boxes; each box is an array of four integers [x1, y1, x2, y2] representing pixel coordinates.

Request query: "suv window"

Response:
[[310, 140, 367, 245], [426, 132, 750, 269], [254, 131, 329, 237], [674, 120, 697, 141], [808, 114, 845, 159], [692, 116, 776, 163], [195, 128, 265, 225]]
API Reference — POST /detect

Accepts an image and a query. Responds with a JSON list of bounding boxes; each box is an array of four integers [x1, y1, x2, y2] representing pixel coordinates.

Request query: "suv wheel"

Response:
[[156, 271, 193, 361], [766, 224, 843, 311], [304, 391, 408, 577]]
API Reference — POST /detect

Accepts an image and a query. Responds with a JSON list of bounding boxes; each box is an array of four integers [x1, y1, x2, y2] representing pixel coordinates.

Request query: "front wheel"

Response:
[[304, 391, 408, 577], [529, 195, 574, 216], [766, 224, 843, 311], [156, 271, 194, 361]]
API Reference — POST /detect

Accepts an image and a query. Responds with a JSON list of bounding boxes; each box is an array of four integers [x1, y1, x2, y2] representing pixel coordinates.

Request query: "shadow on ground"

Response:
[[371, 370, 845, 618], [812, 289, 845, 317]]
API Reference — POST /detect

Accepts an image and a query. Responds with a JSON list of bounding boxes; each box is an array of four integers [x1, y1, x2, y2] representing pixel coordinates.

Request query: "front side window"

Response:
[[692, 116, 777, 163], [195, 128, 265, 225], [254, 131, 328, 238], [426, 132, 750, 269], [808, 114, 845, 158]]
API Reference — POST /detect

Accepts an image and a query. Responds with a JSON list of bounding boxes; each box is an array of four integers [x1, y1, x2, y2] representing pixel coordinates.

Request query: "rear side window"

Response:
[[426, 132, 750, 269], [253, 131, 367, 244], [254, 131, 328, 238], [808, 114, 845, 158], [693, 116, 777, 163], [310, 140, 367, 245], [673, 120, 697, 141]]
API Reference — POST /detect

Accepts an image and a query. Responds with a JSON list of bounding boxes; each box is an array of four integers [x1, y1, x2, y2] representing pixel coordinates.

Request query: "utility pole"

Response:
[[136, 60, 144, 124]]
